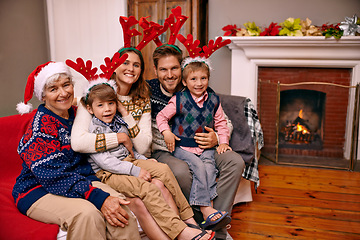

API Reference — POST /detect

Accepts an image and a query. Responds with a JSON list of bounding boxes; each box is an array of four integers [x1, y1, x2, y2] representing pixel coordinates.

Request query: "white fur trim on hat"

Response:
[[181, 56, 212, 70], [16, 102, 33, 115], [34, 62, 71, 101], [84, 78, 118, 98]]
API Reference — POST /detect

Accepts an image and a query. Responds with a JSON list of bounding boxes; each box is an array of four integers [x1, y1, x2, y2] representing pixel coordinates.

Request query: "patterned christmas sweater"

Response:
[[147, 78, 174, 152], [71, 95, 152, 157], [12, 104, 109, 215]]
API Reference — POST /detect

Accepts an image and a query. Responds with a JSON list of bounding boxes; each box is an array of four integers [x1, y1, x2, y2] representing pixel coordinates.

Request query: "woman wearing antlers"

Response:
[[69, 11, 214, 240]]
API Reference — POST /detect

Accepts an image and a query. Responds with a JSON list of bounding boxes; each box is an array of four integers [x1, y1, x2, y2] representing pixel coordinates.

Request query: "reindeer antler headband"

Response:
[[66, 52, 128, 101], [118, 14, 169, 55], [148, 6, 188, 52], [178, 34, 231, 70]]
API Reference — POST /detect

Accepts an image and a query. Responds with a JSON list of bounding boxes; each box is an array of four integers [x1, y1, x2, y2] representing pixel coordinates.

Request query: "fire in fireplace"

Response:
[[281, 109, 314, 144], [278, 89, 325, 150]]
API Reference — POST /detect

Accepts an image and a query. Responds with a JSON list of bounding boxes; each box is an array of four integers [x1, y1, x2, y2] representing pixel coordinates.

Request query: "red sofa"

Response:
[[0, 110, 59, 240]]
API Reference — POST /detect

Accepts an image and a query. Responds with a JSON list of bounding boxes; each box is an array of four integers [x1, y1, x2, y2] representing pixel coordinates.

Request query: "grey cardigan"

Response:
[[87, 116, 147, 177]]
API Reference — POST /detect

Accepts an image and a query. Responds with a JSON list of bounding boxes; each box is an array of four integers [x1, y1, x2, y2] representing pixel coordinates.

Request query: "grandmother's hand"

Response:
[[101, 196, 130, 227], [194, 126, 218, 149]]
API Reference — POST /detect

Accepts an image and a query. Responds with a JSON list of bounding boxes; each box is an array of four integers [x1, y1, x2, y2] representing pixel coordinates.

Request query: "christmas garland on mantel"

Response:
[[222, 14, 360, 39]]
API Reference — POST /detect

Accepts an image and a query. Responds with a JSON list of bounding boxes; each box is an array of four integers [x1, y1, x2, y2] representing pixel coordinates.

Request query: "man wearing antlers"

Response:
[[146, 8, 245, 239]]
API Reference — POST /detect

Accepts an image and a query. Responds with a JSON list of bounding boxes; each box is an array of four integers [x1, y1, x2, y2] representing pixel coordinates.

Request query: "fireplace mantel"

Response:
[[225, 36, 360, 60], [222, 36, 360, 102], [222, 36, 360, 160]]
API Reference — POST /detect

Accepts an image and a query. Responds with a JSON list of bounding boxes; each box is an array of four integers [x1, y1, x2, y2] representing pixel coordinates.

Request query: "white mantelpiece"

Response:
[[223, 36, 360, 104], [223, 36, 360, 160]]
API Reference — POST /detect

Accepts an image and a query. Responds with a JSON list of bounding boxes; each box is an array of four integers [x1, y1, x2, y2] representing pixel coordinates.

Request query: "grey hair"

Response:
[[42, 73, 73, 97]]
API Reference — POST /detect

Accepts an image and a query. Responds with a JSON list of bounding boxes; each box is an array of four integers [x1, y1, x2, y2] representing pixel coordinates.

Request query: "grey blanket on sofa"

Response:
[[218, 94, 255, 164]]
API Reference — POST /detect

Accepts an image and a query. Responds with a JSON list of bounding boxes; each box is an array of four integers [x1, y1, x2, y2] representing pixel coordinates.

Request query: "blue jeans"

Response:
[[173, 147, 218, 207]]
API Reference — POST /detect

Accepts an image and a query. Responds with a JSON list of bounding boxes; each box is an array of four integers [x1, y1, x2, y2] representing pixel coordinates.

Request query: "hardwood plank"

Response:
[[258, 165, 360, 181], [259, 171, 360, 188], [228, 165, 360, 239], [258, 175, 360, 194], [252, 193, 360, 212], [233, 201, 360, 222], [228, 221, 360, 240], [230, 210, 360, 234], [257, 186, 360, 203]]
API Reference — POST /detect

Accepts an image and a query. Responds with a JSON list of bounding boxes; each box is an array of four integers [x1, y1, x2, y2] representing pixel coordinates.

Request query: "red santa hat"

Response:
[[16, 61, 71, 114]]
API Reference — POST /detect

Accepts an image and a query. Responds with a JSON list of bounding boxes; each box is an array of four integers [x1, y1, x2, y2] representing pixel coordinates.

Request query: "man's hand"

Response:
[[194, 126, 218, 149], [117, 133, 134, 157], [162, 130, 179, 152], [138, 168, 152, 182], [101, 196, 130, 227]]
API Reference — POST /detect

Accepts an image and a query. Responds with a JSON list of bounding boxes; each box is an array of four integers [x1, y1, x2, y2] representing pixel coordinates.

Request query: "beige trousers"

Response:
[[27, 181, 140, 240], [96, 157, 193, 239]]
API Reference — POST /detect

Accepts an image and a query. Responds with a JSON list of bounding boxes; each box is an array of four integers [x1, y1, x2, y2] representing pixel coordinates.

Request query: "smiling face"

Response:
[[114, 51, 142, 94], [42, 75, 74, 118], [154, 55, 182, 94], [87, 98, 117, 123], [182, 68, 209, 98]]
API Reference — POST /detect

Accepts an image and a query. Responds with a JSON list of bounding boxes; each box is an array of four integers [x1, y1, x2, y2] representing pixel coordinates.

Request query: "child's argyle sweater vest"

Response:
[[172, 89, 220, 147]]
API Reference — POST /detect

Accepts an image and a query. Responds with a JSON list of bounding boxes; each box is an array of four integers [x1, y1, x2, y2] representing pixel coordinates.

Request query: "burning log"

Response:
[[281, 109, 314, 144]]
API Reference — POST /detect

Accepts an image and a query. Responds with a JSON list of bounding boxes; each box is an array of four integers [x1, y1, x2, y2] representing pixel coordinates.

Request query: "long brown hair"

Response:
[[112, 48, 150, 104]]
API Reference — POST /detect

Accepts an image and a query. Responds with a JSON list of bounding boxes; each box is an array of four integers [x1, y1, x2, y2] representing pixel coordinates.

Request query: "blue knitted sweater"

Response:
[[12, 104, 109, 215]]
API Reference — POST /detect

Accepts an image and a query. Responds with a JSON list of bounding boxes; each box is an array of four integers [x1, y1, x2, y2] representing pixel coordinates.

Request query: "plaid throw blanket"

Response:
[[243, 98, 264, 190]]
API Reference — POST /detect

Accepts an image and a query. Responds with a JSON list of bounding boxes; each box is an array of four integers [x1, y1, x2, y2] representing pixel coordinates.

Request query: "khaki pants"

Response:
[[96, 156, 192, 239], [27, 181, 140, 240]]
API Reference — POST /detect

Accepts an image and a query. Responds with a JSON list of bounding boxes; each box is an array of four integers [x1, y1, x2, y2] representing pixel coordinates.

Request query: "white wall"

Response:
[[0, 0, 49, 117], [208, 0, 360, 95], [46, 0, 127, 97]]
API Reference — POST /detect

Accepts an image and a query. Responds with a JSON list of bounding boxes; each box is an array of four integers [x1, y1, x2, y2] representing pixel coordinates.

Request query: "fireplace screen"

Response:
[[279, 89, 325, 150]]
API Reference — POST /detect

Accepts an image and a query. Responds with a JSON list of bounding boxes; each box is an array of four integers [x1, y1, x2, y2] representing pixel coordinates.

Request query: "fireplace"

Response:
[[279, 89, 325, 150], [223, 36, 360, 169], [258, 66, 353, 164]]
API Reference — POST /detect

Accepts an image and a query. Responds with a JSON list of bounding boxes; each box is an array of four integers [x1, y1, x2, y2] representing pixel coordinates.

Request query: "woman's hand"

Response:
[[117, 133, 134, 157], [117, 101, 129, 117], [138, 168, 151, 182], [162, 130, 179, 152], [101, 196, 130, 227], [217, 143, 232, 154], [194, 126, 218, 149]]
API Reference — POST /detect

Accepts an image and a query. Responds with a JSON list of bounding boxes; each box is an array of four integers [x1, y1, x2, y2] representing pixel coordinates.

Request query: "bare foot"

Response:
[[183, 217, 199, 226], [177, 227, 212, 240], [200, 206, 225, 222]]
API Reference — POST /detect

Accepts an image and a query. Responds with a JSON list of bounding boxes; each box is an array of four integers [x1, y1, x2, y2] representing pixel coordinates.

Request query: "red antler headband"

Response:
[[178, 34, 231, 70], [119, 15, 169, 53], [164, 6, 188, 45], [66, 52, 128, 100], [142, 6, 188, 50], [139, 16, 169, 47]]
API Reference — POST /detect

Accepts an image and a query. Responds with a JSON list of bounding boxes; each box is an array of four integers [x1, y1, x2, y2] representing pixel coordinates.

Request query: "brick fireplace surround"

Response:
[[258, 67, 351, 159], [223, 36, 360, 162]]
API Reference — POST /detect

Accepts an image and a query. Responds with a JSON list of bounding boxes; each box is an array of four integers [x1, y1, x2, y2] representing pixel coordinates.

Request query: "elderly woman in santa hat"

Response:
[[12, 61, 145, 240]]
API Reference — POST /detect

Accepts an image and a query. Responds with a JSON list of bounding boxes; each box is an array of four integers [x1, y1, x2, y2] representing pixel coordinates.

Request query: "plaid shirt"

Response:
[[242, 98, 264, 190]]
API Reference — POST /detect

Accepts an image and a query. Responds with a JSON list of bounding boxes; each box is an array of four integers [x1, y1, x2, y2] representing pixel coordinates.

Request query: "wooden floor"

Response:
[[227, 164, 360, 239]]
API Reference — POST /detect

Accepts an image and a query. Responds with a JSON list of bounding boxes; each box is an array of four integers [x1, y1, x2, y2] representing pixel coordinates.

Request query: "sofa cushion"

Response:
[[218, 94, 255, 164], [0, 111, 59, 240]]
